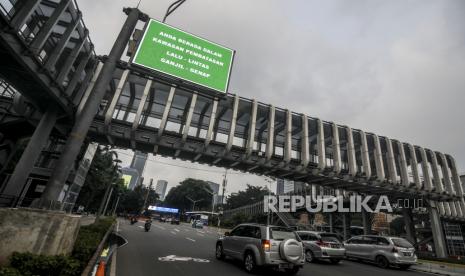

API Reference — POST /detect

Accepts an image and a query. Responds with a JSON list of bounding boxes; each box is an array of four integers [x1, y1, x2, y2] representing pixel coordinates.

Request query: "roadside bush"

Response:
[[72, 217, 115, 269], [6, 252, 80, 276], [0, 266, 22, 276], [0, 217, 115, 276]]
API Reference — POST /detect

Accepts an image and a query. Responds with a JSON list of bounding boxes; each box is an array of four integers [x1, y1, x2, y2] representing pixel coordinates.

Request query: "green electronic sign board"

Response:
[[132, 19, 234, 93]]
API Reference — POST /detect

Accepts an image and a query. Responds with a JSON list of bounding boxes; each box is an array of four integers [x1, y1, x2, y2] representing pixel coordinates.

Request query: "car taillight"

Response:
[[316, 241, 330, 247], [392, 247, 398, 253], [262, 240, 271, 251]]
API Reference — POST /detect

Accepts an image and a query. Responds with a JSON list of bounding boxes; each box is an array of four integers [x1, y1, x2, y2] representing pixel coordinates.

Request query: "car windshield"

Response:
[[392, 238, 413, 248], [320, 234, 341, 243], [270, 227, 297, 240]]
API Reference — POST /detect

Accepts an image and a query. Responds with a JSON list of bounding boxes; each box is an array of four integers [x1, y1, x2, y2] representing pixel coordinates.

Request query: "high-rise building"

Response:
[[121, 151, 148, 190], [155, 180, 168, 201], [206, 181, 221, 205], [130, 151, 147, 186], [276, 179, 295, 195], [121, 167, 139, 190]]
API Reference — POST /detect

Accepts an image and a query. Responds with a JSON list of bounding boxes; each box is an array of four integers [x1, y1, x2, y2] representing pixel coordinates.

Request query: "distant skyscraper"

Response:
[[130, 151, 147, 186], [121, 167, 139, 190], [276, 179, 306, 194], [155, 180, 168, 201], [277, 179, 295, 195], [206, 181, 221, 205]]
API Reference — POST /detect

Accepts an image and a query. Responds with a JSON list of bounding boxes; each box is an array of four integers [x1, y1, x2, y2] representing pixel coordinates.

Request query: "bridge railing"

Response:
[[0, 0, 97, 110]]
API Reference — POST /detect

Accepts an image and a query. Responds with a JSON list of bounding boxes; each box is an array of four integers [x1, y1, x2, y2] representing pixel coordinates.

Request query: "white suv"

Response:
[[216, 224, 305, 274]]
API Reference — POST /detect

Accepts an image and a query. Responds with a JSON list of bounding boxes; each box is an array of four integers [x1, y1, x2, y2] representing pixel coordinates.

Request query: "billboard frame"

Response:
[[131, 18, 235, 96]]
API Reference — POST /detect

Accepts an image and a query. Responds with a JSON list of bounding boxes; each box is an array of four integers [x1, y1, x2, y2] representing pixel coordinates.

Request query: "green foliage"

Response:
[[72, 217, 115, 268], [117, 185, 159, 214], [0, 266, 22, 276], [164, 178, 213, 211], [0, 217, 115, 276], [75, 146, 122, 213], [390, 216, 406, 236], [225, 184, 270, 210], [222, 213, 252, 228], [6, 252, 80, 276]]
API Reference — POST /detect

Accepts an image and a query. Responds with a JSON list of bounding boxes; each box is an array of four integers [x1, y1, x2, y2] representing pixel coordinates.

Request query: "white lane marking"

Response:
[[138, 226, 144, 229], [158, 255, 209, 263], [197, 233, 204, 237], [174, 228, 180, 232], [155, 225, 165, 230], [186, 237, 196, 242], [171, 231, 177, 235], [116, 221, 120, 232], [197, 230, 205, 234]]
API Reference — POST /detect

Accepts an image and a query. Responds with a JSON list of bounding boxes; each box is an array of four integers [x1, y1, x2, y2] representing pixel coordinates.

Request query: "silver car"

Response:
[[344, 235, 417, 269], [216, 224, 305, 274], [296, 231, 345, 264]]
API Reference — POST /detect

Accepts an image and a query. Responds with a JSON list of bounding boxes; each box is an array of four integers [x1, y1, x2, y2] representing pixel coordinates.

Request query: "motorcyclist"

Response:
[[144, 218, 152, 232], [130, 216, 137, 225]]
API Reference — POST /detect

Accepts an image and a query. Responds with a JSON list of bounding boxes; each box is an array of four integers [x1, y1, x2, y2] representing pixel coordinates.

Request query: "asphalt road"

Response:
[[116, 219, 430, 276]]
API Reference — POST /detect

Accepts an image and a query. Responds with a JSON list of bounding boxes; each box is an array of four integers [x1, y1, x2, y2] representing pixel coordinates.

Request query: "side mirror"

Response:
[[224, 231, 230, 236]]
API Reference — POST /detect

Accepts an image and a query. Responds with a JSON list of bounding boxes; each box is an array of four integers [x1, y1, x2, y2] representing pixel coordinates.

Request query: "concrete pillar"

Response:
[[41, 8, 142, 208], [362, 209, 371, 235], [1, 109, 57, 203], [428, 201, 448, 258], [402, 208, 417, 247], [329, 213, 334, 233], [342, 213, 351, 240]]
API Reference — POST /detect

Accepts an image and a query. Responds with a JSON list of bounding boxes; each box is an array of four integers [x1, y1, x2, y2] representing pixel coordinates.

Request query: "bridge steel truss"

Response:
[[0, 0, 97, 113], [87, 61, 465, 218]]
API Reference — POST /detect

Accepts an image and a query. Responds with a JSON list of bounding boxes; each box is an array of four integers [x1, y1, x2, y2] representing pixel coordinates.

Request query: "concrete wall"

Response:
[[0, 208, 81, 265]]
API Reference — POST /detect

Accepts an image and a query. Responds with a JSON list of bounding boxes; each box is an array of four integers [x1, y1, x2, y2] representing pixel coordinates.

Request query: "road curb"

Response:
[[410, 267, 450, 276], [110, 246, 117, 276]]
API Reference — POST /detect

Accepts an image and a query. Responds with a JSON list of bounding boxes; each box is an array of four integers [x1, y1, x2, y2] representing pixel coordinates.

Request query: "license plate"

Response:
[[279, 263, 293, 269], [331, 244, 340, 248], [403, 252, 412, 256]]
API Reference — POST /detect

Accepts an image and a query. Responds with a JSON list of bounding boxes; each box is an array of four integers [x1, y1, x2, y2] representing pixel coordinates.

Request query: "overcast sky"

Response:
[[78, 0, 465, 196]]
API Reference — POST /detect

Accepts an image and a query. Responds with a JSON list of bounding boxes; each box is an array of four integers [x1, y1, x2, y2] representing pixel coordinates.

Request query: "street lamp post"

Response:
[[186, 196, 202, 212]]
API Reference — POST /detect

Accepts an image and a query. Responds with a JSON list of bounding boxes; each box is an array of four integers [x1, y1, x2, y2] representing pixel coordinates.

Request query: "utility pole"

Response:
[[141, 179, 153, 213], [221, 169, 228, 207]]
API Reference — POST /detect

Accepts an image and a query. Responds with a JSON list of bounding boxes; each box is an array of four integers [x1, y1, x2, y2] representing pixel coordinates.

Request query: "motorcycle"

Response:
[[144, 220, 152, 232], [130, 217, 137, 225]]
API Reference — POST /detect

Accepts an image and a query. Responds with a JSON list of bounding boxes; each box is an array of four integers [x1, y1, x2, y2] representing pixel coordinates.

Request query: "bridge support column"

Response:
[[402, 208, 417, 247], [328, 213, 333, 233], [1, 109, 57, 204], [429, 201, 448, 258], [342, 213, 351, 240], [40, 8, 142, 208], [362, 209, 372, 235]]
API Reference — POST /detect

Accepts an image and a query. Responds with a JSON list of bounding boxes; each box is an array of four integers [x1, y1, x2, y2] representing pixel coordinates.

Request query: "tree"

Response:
[[163, 178, 213, 211], [75, 146, 121, 212], [116, 185, 159, 214], [390, 216, 406, 236], [225, 184, 271, 210]]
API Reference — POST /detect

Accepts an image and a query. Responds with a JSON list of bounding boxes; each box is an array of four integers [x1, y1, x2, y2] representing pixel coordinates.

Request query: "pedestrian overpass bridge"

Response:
[[0, 0, 464, 258]]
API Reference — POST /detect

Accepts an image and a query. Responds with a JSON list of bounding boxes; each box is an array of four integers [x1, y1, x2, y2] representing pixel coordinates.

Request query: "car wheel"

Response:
[[215, 243, 225, 260], [305, 250, 315, 263], [329, 259, 341, 264], [398, 264, 411, 270], [376, 256, 390, 269], [244, 251, 256, 273], [284, 267, 300, 275]]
